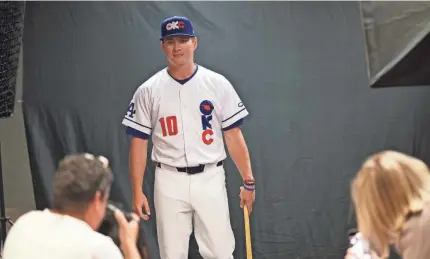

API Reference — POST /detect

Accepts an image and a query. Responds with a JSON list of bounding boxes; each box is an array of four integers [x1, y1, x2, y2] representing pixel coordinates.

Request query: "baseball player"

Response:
[[122, 16, 255, 259]]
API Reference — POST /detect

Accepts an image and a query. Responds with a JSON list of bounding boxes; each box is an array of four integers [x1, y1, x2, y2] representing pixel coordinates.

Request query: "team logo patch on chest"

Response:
[[200, 100, 214, 145]]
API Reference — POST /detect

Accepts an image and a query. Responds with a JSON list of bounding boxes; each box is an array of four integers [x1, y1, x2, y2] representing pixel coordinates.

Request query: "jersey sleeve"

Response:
[[126, 126, 150, 140], [222, 118, 244, 131], [220, 77, 249, 129], [121, 87, 152, 135]]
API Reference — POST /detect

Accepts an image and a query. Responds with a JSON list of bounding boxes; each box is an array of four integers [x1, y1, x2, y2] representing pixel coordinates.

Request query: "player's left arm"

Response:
[[220, 76, 254, 181], [220, 76, 255, 213], [224, 126, 254, 181]]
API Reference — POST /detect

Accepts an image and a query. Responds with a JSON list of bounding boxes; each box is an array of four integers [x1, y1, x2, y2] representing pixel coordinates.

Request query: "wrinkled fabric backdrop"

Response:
[[22, 2, 430, 259]]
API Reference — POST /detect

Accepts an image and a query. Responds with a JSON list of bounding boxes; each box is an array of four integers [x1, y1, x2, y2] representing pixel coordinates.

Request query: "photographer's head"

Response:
[[52, 153, 113, 230], [351, 150, 430, 257]]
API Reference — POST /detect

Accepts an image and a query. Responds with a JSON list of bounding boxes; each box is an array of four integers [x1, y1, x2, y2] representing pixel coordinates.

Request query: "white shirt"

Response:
[[122, 65, 249, 167], [1, 209, 124, 259]]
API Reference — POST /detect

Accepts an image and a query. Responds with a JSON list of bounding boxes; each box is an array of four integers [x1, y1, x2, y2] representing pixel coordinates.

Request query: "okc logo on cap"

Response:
[[200, 100, 214, 145], [160, 16, 195, 40], [166, 21, 185, 31]]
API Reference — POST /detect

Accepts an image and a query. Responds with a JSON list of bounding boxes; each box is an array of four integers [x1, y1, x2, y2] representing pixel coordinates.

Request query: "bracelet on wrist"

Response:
[[243, 179, 255, 188], [243, 185, 255, 191]]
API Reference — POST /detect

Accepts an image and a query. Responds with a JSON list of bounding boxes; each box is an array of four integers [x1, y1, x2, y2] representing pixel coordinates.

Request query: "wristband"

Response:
[[243, 185, 255, 191], [243, 179, 255, 184]]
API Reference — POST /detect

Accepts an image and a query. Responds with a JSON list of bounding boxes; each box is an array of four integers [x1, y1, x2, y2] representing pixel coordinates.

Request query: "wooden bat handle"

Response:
[[244, 206, 253, 259]]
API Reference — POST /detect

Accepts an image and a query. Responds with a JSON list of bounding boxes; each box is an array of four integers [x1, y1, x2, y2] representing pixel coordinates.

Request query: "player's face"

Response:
[[161, 36, 197, 67]]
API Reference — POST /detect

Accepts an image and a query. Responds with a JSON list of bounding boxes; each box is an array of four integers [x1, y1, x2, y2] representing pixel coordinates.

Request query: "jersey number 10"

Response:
[[159, 116, 178, 137]]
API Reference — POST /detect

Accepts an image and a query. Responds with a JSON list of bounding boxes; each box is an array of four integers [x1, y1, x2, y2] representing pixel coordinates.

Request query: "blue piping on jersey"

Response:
[[126, 118, 244, 140], [126, 127, 150, 139], [167, 64, 199, 85], [222, 118, 244, 131]]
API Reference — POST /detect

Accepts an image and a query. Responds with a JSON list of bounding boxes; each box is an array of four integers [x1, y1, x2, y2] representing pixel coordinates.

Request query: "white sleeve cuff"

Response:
[[122, 117, 152, 135], [222, 108, 249, 128]]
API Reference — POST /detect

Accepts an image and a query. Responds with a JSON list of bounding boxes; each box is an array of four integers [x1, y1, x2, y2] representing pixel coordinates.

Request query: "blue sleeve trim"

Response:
[[126, 126, 150, 140], [222, 118, 244, 131]]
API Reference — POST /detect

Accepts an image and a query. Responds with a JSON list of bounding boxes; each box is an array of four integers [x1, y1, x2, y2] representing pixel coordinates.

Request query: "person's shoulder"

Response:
[[197, 65, 233, 88], [12, 210, 46, 226], [16, 209, 43, 218], [198, 65, 227, 80], [133, 67, 168, 96], [4, 210, 49, 243], [395, 202, 430, 257]]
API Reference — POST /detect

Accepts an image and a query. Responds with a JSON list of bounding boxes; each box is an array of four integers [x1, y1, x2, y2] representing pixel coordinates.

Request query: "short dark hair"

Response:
[[52, 153, 114, 212]]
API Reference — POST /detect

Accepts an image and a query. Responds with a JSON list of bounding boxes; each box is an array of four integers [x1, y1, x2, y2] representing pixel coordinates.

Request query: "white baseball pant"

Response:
[[154, 163, 235, 259]]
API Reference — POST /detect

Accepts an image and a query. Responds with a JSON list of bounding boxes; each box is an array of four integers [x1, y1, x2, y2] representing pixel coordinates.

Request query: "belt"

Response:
[[154, 161, 223, 174]]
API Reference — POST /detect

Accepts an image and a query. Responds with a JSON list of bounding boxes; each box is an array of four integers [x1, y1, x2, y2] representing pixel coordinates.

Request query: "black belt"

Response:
[[155, 161, 223, 174]]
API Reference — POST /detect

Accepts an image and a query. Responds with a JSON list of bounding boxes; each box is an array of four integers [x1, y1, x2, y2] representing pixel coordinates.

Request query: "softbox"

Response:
[[360, 1, 430, 87]]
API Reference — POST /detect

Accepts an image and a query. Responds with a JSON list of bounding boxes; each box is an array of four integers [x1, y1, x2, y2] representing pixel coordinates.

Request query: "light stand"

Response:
[[0, 142, 14, 254]]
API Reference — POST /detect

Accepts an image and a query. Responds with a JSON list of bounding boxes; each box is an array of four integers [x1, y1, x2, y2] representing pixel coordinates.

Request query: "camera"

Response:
[[97, 201, 149, 259], [347, 228, 372, 259], [98, 201, 134, 246]]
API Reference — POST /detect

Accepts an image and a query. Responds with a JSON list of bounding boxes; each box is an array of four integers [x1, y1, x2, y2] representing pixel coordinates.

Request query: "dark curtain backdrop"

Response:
[[22, 2, 430, 258]]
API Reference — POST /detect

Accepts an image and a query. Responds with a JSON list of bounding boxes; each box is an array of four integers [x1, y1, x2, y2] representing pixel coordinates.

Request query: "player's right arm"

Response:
[[122, 86, 152, 220], [129, 136, 150, 220]]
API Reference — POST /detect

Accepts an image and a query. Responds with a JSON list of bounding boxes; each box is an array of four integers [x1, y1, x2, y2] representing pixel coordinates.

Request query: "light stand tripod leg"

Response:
[[0, 142, 8, 250]]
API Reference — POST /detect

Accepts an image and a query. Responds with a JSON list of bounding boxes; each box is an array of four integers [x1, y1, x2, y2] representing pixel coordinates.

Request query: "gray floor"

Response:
[[0, 47, 36, 228]]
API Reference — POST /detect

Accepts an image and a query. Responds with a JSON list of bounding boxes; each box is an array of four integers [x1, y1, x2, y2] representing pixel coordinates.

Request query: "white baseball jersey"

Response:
[[122, 65, 249, 167]]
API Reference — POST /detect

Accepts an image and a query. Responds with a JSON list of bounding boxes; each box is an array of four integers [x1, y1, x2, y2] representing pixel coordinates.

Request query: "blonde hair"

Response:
[[351, 150, 430, 258]]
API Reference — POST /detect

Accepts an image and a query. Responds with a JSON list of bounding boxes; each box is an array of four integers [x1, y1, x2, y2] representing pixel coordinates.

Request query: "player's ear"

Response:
[[160, 40, 167, 54], [193, 37, 198, 50]]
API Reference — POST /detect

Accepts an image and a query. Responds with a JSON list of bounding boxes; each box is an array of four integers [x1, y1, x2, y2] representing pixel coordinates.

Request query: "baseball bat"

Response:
[[244, 206, 253, 259]]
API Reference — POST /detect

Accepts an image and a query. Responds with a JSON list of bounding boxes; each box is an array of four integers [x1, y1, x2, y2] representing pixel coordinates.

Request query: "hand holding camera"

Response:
[[111, 204, 141, 259]]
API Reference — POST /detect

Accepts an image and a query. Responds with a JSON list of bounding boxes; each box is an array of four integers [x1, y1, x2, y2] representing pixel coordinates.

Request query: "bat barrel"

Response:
[[244, 206, 253, 259]]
